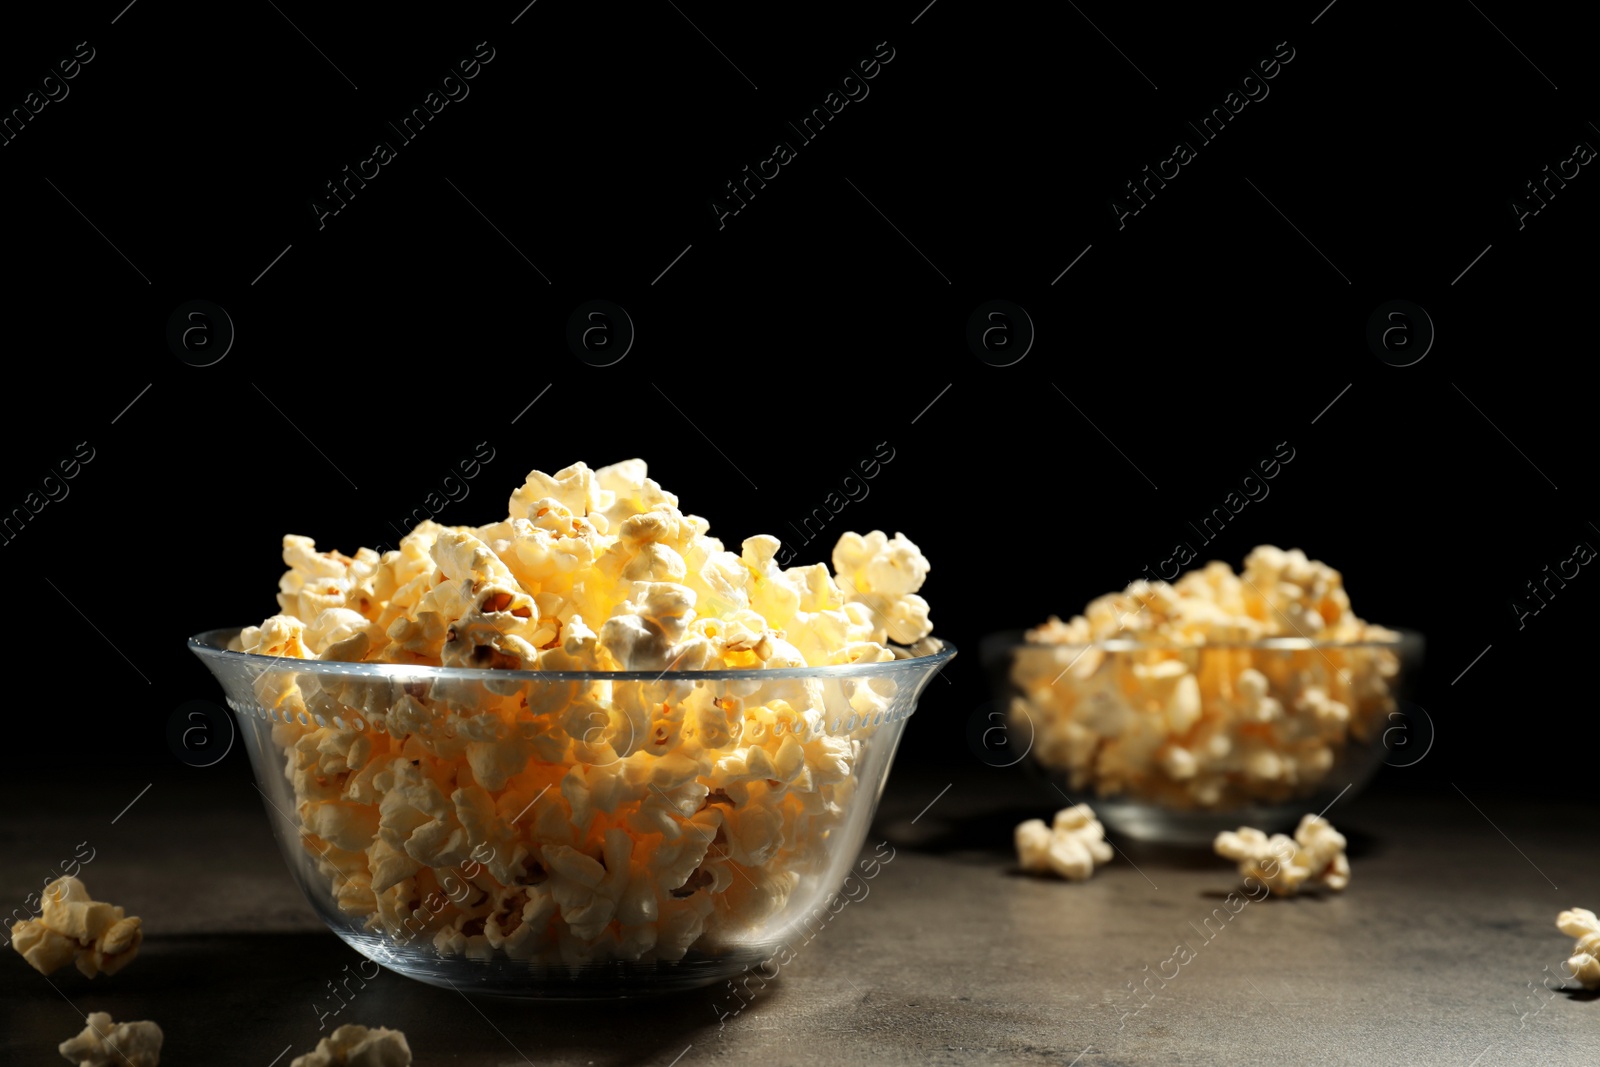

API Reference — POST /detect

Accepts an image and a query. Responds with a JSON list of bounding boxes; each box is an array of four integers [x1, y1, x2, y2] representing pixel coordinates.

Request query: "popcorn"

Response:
[[242, 460, 937, 965], [1012, 547, 1399, 810], [1214, 814, 1349, 896], [290, 1024, 412, 1067], [1014, 804, 1114, 881], [11, 876, 142, 978], [1556, 908, 1600, 989], [832, 531, 934, 646], [58, 1012, 162, 1067]]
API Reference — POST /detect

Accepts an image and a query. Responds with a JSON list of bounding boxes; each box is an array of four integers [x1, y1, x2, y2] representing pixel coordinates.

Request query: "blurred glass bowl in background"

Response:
[[981, 630, 1422, 845]]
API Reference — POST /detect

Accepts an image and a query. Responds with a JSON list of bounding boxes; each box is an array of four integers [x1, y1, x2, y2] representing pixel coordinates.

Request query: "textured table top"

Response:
[[3, 765, 1596, 1066]]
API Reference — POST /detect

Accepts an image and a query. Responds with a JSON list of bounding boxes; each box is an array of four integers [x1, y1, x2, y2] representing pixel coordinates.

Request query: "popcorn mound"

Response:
[[1557, 908, 1600, 989], [291, 1025, 411, 1067], [1214, 814, 1349, 897], [11, 876, 143, 979], [1014, 804, 1113, 881], [58, 1012, 162, 1067], [1010, 546, 1400, 810], [234, 460, 934, 966]]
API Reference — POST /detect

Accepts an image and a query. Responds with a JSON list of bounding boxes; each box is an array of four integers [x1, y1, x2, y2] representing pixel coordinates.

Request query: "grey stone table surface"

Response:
[[3, 764, 1596, 1066]]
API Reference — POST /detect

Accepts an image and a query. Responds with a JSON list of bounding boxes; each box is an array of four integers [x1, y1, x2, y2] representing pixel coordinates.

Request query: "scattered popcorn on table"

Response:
[[1214, 814, 1349, 897], [11, 876, 143, 978], [1557, 908, 1600, 989], [1014, 804, 1114, 881], [234, 460, 936, 966], [58, 1011, 162, 1067], [291, 1024, 411, 1067], [1010, 547, 1401, 810]]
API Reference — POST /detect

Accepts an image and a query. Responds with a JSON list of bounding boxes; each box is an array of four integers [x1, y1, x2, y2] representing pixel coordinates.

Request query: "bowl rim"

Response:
[[189, 626, 956, 682], [980, 626, 1422, 657]]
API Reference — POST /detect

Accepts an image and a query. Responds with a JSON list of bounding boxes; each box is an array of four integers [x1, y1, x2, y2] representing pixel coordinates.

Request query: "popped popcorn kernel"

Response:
[[1557, 908, 1600, 989], [58, 1011, 162, 1067], [11, 876, 142, 978], [290, 1024, 411, 1067], [242, 460, 938, 965], [1011, 546, 1400, 810], [1214, 814, 1349, 897], [832, 531, 934, 646], [1014, 804, 1114, 881]]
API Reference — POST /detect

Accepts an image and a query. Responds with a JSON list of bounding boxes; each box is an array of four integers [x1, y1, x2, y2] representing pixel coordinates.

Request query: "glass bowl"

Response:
[[980, 629, 1422, 845], [191, 628, 953, 998]]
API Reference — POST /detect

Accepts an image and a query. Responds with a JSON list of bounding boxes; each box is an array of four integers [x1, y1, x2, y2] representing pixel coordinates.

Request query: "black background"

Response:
[[2, 1, 1594, 803]]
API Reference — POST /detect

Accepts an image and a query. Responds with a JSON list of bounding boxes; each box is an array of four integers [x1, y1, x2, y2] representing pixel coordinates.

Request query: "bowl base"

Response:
[[345, 931, 773, 999], [1092, 798, 1319, 847]]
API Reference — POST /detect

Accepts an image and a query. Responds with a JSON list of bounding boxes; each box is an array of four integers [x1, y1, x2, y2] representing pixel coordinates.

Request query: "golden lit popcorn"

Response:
[[58, 1012, 162, 1067], [1557, 908, 1600, 989], [1011, 547, 1400, 810], [1014, 804, 1114, 881], [11, 877, 142, 978], [832, 531, 933, 646], [1214, 814, 1349, 896], [243, 460, 936, 965], [291, 1024, 411, 1067]]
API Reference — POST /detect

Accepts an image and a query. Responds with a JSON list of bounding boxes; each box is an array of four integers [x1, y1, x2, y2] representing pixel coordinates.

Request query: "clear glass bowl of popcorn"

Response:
[[982, 629, 1423, 845], [191, 628, 953, 998]]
